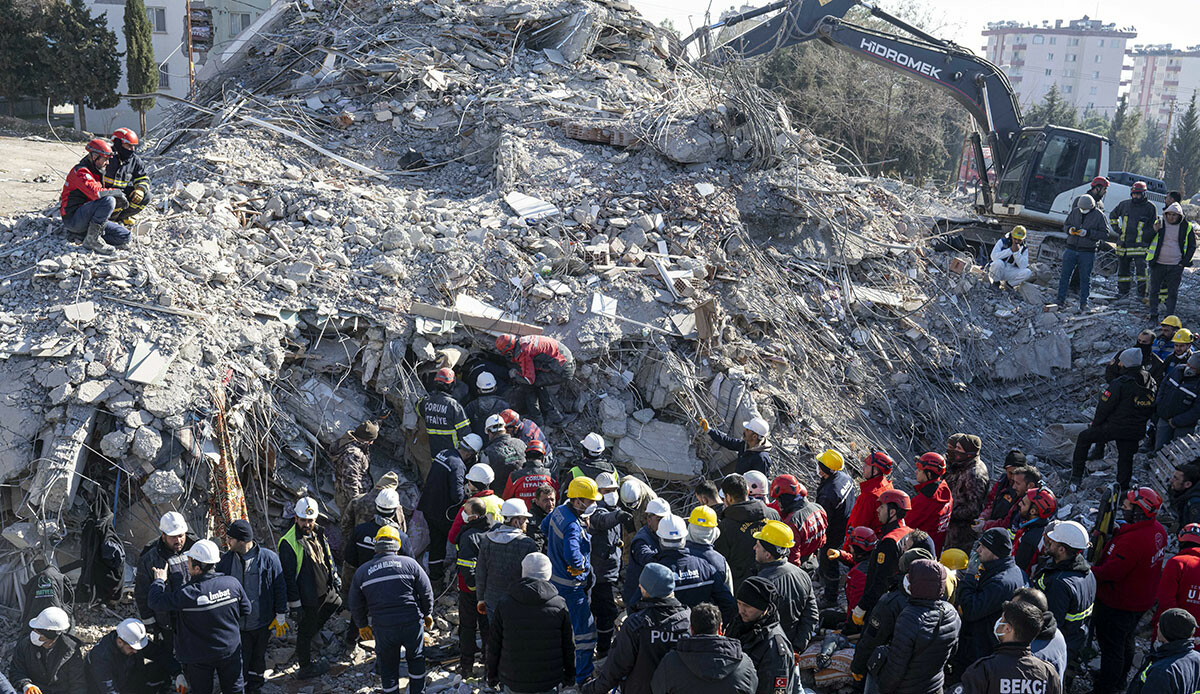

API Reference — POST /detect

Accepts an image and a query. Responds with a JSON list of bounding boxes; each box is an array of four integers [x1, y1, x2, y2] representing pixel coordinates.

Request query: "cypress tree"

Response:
[[124, 0, 156, 133], [1165, 94, 1200, 195]]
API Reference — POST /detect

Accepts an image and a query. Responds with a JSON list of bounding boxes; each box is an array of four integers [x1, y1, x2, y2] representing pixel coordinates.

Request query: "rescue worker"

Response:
[[1013, 488, 1057, 574], [454, 498, 493, 677], [702, 416, 771, 476], [826, 527, 876, 621], [479, 413, 526, 496], [940, 548, 967, 602], [984, 465, 1042, 533], [1011, 587, 1068, 682], [544, 476, 601, 683], [874, 560, 960, 694], [908, 452, 954, 553], [278, 498, 340, 679], [694, 479, 724, 516], [960, 600, 1062, 694], [1154, 353, 1200, 450], [418, 433, 481, 591], [501, 409, 552, 462], [715, 474, 781, 591], [656, 514, 736, 620], [494, 333, 577, 424], [330, 419, 377, 513], [1129, 608, 1200, 694], [349, 526, 434, 694], [955, 528, 1027, 671], [1154, 329, 1195, 383], [103, 128, 150, 223], [1154, 523, 1200, 640], [945, 433, 990, 551], [1155, 317, 1184, 361], [11, 606, 84, 694], [1081, 176, 1110, 209], [502, 438, 556, 502], [976, 451, 1025, 530], [848, 547, 931, 676], [562, 432, 618, 488], [989, 225, 1032, 288], [1111, 180, 1159, 300], [215, 520, 287, 694], [20, 559, 71, 631], [1031, 520, 1096, 683], [343, 488, 410, 579], [1146, 202, 1197, 322], [148, 540, 250, 694], [589, 472, 630, 658], [624, 497, 670, 609], [1106, 331, 1163, 385], [1092, 487, 1170, 694], [584, 563, 689, 694], [476, 498, 538, 617], [85, 618, 150, 694], [1057, 193, 1110, 313], [853, 489, 910, 626], [730, 577, 794, 694], [1071, 347, 1156, 490], [135, 511, 193, 683], [1171, 463, 1200, 531], [751, 519, 820, 651], [339, 471, 404, 549], [486, 554, 576, 693], [686, 506, 734, 598], [59, 138, 131, 254], [418, 367, 471, 455], [448, 462, 505, 545], [464, 372, 509, 439], [650, 602, 759, 694], [766, 474, 827, 570], [529, 484, 556, 552], [745, 471, 769, 503], [845, 451, 895, 537], [814, 449, 856, 606]]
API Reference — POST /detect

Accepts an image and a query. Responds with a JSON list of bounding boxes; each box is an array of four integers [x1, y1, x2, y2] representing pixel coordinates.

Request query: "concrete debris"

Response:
[[141, 470, 185, 505]]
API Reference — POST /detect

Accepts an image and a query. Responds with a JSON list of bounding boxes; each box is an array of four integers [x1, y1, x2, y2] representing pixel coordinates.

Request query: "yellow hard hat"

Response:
[[689, 505, 718, 528], [1174, 328, 1194, 344], [567, 476, 602, 501], [817, 449, 844, 471], [1162, 315, 1183, 329], [1010, 225, 1027, 240], [375, 525, 401, 544], [752, 519, 795, 548], [939, 548, 968, 571]]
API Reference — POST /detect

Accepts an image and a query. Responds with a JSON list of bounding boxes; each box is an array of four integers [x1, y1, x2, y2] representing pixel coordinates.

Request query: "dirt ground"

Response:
[[0, 135, 87, 217]]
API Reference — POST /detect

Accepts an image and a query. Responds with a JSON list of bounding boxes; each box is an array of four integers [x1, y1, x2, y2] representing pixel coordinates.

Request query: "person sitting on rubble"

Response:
[[480, 413, 526, 496], [11, 607, 84, 694], [465, 372, 510, 440], [85, 618, 150, 694], [339, 471, 405, 553], [561, 432, 618, 490], [1155, 316, 1184, 360], [495, 334, 576, 425], [278, 498, 340, 680], [103, 128, 151, 224], [503, 439, 556, 503], [1056, 193, 1110, 314], [700, 416, 771, 476], [59, 138, 131, 254], [500, 408, 552, 463], [988, 225, 1032, 288], [331, 419, 377, 513]]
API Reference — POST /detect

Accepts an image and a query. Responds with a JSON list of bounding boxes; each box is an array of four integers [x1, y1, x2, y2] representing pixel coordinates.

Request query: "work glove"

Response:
[[508, 368, 529, 385], [270, 614, 289, 637], [697, 417, 709, 433], [851, 673, 864, 682], [23, 685, 42, 694], [615, 509, 633, 527], [826, 549, 841, 561], [174, 674, 188, 694], [129, 188, 146, 205], [358, 626, 374, 641], [423, 615, 434, 630], [851, 607, 866, 626], [566, 565, 585, 577], [476, 602, 487, 615]]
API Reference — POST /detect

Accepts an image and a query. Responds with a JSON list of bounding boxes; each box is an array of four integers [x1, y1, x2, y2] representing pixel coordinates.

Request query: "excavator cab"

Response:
[[986, 126, 1107, 226]]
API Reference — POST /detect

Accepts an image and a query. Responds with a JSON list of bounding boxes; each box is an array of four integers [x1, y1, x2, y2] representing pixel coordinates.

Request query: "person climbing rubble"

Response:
[[503, 438, 557, 503], [716, 474, 781, 591], [1070, 347, 1156, 491], [464, 371, 510, 439], [988, 225, 1032, 288], [765, 474, 827, 571], [330, 419, 377, 513], [1146, 202, 1197, 323], [1110, 180, 1158, 301], [59, 138, 131, 254], [495, 333, 576, 425], [479, 413, 526, 495], [417, 433, 481, 591], [11, 607, 85, 694], [215, 520, 287, 694], [103, 128, 151, 224], [84, 618, 151, 694], [852, 489, 910, 627], [814, 449, 855, 607], [1056, 193, 1110, 313], [476, 498, 539, 617], [944, 433, 990, 551], [1155, 316, 1184, 360], [845, 451, 895, 537], [278, 498, 340, 680], [701, 416, 771, 476], [907, 452, 953, 553], [1031, 521, 1096, 687], [135, 511, 194, 683], [419, 367, 471, 455], [1153, 353, 1200, 451], [543, 476, 602, 684]]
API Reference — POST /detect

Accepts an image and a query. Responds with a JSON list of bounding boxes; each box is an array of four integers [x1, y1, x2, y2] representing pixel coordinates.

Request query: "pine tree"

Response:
[[44, 0, 120, 130], [1108, 95, 1142, 172], [1025, 85, 1078, 129], [124, 0, 156, 133], [1165, 93, 1200, 195], [0, 0, 57, 113]]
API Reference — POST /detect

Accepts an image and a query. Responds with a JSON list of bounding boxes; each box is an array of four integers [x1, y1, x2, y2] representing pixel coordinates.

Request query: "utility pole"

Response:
[[1159, 99, 1175, 179], [185, 0, 195, 95]]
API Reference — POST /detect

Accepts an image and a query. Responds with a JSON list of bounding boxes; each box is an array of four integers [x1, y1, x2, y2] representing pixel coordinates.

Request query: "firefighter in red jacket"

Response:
[[1091, 487, 1169, 694], [495, 334, 576, 425], [1154, 523, 1200, 642], [59, 139, 132, 254], [852, 489, 910, 626], [827, 526, 876, 623], [844, 451, 895, 539], [907, 453, 953, 553], [766, 474, 827, 570]]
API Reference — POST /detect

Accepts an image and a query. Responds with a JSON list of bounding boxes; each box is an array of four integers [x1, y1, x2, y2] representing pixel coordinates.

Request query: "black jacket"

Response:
[[731, 605, 795, 694], [417, 448, 466, 525], [1110, 197, 1159, 249], [956, 556, 1028, 666], [651, 634, 759, 694], [418, 390, 471, 454], [278, 525, 339, 609], [85, 631, 143, 694], [10, 633, 85, 694], [348, 551, 433, 626], [21, 566, 71, 629], [851, 588, 909, 676], [215, 544, 288, 631], [342, 518, 412, 570], [1064, 205, 1110, 252], [816, 470, 856, 549], [103, 150, 150, 222], [1156, 350, 1194, 386], [134, 537, 194, 629], [480, 434, 526, 496], [961, 642, 1062, 694], [465, 394, 510, 439], [529, 503, 549, 552], [755, 559, 819, 650], [859, 520, 906, 614], [1158, 364, 1200, 427], [716, 500, 781, 590], [1013, 517, 1049, 574], [1032, 553, 1096, 657], [589, 502, 626, 583], [561, 456, 618, 492], [624, 525, 661, 609], [1128, 638, 1200, 694], [709, 430, 770, 475], [1092, 367, 1156, 439], [583, 595, 689, 694], [877, 598, 961, 694], [1171, 482, 1200, 532], [487, 577, 574, 692], [658, 547, 736, 619], [455, 516, 491, 592]]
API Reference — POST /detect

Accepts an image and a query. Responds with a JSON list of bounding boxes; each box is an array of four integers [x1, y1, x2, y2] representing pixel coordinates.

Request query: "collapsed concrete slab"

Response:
[[614, 420, 701, 480], [28, 404, 97, 516]]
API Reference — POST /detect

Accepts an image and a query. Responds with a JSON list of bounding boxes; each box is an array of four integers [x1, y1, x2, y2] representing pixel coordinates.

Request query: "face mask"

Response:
[[993, 619, 1006, 640], [29, 631, 43, 646], [582, 502, 598, 517], [461, 509, 471, 522], [603, 492, 618, 506]]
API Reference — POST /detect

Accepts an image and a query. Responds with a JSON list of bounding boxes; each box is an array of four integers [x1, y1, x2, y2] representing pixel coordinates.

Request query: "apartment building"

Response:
[[1127, 45, 1200, 134]]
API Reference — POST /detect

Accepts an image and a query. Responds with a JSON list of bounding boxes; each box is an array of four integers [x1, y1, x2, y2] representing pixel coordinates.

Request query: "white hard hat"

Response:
[[159, 511, 188, 536], [620, 478, 644, 505], [295, 497, 320, 520], [485, 414, 506, 433], [646, 497, 671, 517], [116, 618, 149, 650], [1045, 520, 1090, 550], [476, 372, 497, 393], [581, 432, 606, 455], [656, 514, 687, 543], [461, 433, 484, 453], [29, 606, 70, 631], [500, 498, 532, 518], [595, 472, 618, 490], [466, 463, 495, 484], [743, 417, 769, 438], [745, 470, 769, 496], [187, 539, 222, 564], [375, 488, 401, 512]]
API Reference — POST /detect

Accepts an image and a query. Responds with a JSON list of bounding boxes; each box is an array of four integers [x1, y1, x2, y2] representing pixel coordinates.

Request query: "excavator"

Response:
[[680, 0, 1165, 235]]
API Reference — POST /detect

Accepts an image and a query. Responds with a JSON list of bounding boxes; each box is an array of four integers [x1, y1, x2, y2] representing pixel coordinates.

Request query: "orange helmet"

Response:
[[1180, 523, 1200, 546], [496, 334, 517, 355], [499, 409, 520, 426], [433, 367, 455, 385], [526, 439, 546, 456], [769, 474, 805, 499], [1126, 487, 1163, 517], [915, 452, 946, 476], [1131, 181, 1147, 193], [847, 526, 877, 551], [112, 128, 139, 147], [1090, 176, 1110, 188], [878, 489, 911, 511], [1025, 488, 1057, 520], [863, 451, 894, 474], [86, 138, 113, 157]]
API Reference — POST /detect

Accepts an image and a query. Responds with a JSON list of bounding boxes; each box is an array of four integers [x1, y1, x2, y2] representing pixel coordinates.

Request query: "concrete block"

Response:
[[29, 405, 97, 513], [130, 426, 163, 461], [614, 420, 702, 480], [3, 521, 36, 549], [142, 470, 185, 505], [600, 396, 627, 438]]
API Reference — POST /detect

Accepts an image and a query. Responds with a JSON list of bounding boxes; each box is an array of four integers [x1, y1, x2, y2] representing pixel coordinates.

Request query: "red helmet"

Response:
[[112, 128, 139, 147], [85, 138, 113, 157], [1025, 487, 1057, 519], [878, 489, 911, 511], [863, 451, 894, 474], [769, 474, 806, 499], [847, 526, 878, 551], [915, 452, 946, 476], [526, 439, 546, 456], [1126, 487, 1163, 517], [1131, 181, 1148, 193], [1180, 523, 1200, 546], [499, 409, 520, 426], [433, 367, 455, 385], [1090, 176, 1110, 188], [496, 334, 517, 355]]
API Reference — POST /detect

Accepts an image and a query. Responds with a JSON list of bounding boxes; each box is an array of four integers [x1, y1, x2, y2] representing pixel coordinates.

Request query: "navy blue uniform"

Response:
[[148, 571, 250, 694], [350, 551, 435, 694], [658, 546, 736, 620], [216, 546, 287, 694], [708, 430, 770, 475]]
